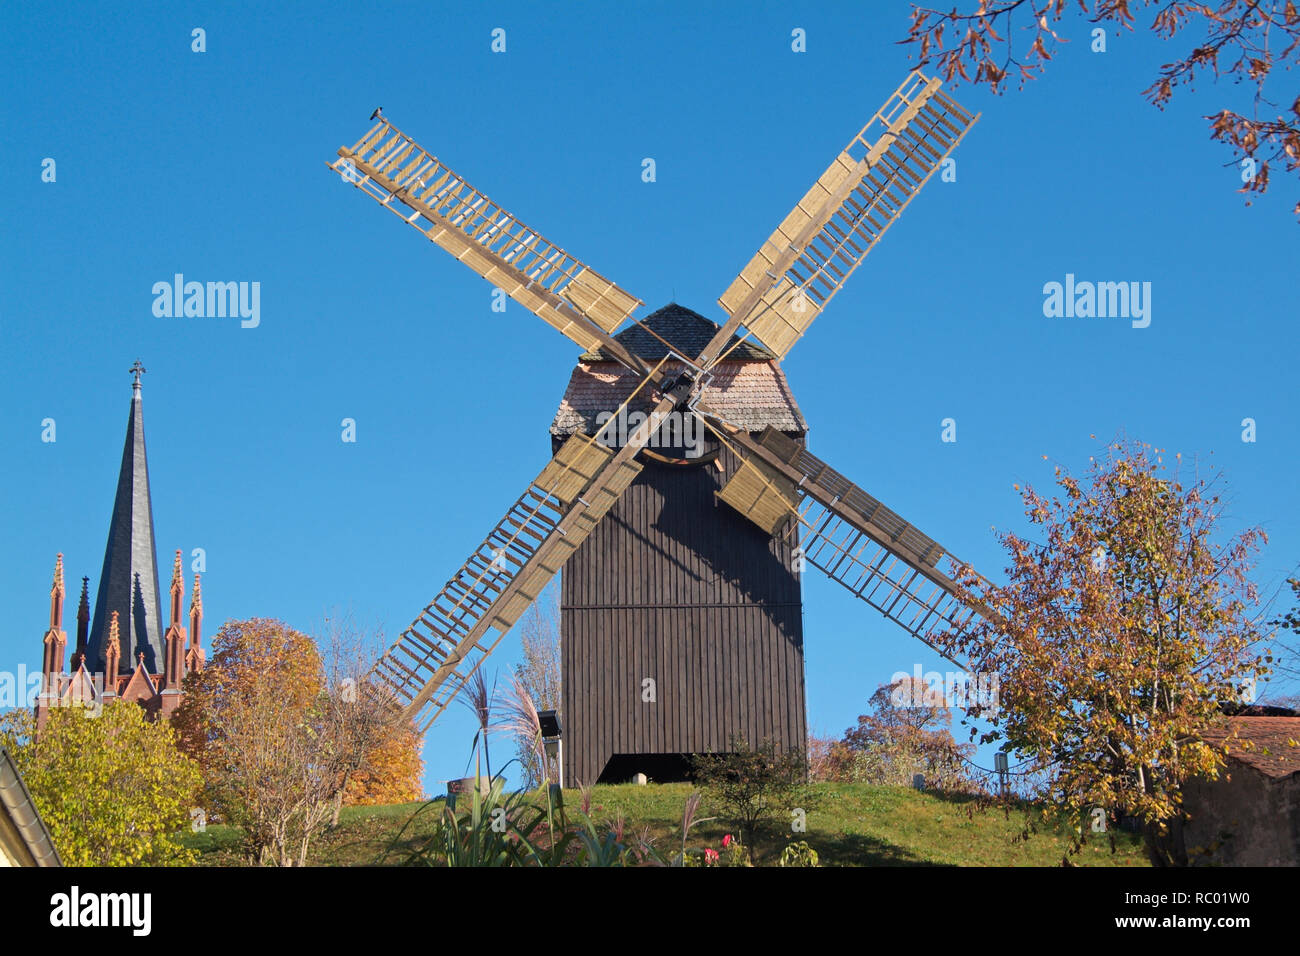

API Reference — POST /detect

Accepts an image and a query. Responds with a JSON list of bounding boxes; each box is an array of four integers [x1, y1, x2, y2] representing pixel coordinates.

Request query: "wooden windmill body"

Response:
[[329, 71, 992, 784], [552, 304, 808, 783]]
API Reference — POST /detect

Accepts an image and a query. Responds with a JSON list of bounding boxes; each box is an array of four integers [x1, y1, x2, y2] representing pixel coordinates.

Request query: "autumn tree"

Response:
[[174, 617, 409, 865], [317, 615, 422, 822], [0, 704, 202, 866], [829, 678, 978, 791], [343, 720, 423, 807], [940, 438, 1270, 865], [901, 1, 1300, 216]]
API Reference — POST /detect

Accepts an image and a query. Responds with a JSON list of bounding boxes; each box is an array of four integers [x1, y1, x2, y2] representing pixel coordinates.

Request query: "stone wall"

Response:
[[1182, 761, 1300, 866]]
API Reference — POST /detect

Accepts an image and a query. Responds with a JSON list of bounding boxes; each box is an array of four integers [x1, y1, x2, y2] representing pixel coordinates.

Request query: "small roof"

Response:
[[1202, 715, 1300, 779], [0, 748, 61, 867], [554, 303, 806, 438]]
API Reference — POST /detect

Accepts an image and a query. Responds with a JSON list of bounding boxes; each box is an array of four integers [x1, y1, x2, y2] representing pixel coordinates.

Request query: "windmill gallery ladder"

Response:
[[722, 425, 989, 658], [370, 435, 644, 732]]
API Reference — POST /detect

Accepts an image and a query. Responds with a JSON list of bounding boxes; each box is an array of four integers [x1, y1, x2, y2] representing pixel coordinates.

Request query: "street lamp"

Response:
[[538, 709, 563, 792]]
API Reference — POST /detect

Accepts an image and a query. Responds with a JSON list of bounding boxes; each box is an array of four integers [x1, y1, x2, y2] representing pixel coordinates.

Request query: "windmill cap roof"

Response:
[[580, 303, 775, 362], [554, 303, 805, 438]]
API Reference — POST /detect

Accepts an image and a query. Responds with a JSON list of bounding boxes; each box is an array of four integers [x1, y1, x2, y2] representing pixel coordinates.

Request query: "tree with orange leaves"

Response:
[[175, 617, 413, 865]]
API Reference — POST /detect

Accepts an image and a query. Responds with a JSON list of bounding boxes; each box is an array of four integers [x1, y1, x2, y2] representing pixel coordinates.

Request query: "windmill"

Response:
[[329, 70, 989, 784]]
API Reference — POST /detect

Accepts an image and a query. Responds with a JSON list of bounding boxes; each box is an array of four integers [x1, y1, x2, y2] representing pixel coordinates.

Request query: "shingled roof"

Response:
[[1202, 715, 1300, 779], [553, 304, 806, 438], [580, 303, 776, 362]]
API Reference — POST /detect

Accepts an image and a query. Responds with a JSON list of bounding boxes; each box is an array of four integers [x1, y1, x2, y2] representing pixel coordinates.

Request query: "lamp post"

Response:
[[538, 709, 563, 793]]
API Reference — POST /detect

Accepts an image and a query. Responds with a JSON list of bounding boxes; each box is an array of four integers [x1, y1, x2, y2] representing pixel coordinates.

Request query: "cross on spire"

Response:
[[129, 359, 146, 389]]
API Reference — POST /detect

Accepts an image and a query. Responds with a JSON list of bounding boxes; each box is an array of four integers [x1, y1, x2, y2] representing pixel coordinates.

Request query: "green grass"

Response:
[[183, 782, 1149, 866]]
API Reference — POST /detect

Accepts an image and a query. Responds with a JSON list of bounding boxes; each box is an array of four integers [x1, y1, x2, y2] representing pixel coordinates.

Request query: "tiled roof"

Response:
[[1201, 716, 1300, 779], [580, 303, 775, 362], [552, 359, 807, 437], [556, 302, 804, 437]]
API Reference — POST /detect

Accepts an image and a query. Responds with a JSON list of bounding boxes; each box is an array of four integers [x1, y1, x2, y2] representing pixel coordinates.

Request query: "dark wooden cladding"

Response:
[[560, 440, 807, 785]]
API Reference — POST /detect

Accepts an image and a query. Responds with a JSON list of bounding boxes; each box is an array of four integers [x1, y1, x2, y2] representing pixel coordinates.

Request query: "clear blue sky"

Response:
[[3, 1, 1296, 794]]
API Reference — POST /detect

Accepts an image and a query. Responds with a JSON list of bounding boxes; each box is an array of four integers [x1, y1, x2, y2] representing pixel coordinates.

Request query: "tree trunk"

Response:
[[330, 780, 348, 827], [1143, 812, 1188, 867]]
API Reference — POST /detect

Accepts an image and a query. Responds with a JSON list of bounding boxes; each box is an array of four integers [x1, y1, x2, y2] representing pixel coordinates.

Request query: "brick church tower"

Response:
[[36, 362, 205, 727]]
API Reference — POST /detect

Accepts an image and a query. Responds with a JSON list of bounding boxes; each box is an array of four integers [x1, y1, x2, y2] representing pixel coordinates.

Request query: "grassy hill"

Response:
[[185, 782, 1149, 866]]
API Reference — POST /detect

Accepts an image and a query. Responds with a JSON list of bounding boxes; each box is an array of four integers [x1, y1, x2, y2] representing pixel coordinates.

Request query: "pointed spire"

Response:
[[163, 550, 188, 692], [88, 364, 165, 675], [49, 553, 66, 630], [40, 554, 69, 700], [169, 549, 184, 627], [71, 577, 90, 670], [186, 574, 205, 674], [77, 577, 90, 626], [104, 610, 122, 691]]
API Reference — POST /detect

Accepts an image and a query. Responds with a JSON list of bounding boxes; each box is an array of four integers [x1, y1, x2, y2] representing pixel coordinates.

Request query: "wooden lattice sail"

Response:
[[331, 120, 647, 372], [716, 456, 799, 535], [710, 421, 989, 656], [371, 397, 675, 731], [712, 72, 978, 361]]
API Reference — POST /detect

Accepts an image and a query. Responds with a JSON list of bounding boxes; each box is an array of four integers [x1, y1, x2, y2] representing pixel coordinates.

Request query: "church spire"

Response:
[[48, 554, 65, 631], [103, 610, 122, 694], [70, 577, 90, 671], [162, 551, 187, 700], [40, 554, 68, 684], [87, 361, 164, 675], [186, 573, 205, 673]]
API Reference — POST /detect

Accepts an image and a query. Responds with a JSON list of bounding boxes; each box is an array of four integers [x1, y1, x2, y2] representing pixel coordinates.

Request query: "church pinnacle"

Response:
[[87, 362, 164, 674]]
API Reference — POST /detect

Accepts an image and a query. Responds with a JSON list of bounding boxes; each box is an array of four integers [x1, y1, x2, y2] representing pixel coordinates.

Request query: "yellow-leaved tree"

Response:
[[0, 704, 202, 866], [941, 438, 1271, 866]]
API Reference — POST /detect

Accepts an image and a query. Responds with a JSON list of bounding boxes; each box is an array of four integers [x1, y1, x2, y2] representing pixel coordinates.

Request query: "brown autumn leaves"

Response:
[[903, 0, 1300, 217]]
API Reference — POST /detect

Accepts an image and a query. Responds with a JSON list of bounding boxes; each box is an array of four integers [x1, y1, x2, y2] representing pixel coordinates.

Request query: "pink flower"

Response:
[[722, 834, 732, 848], [704, 848, 719, 863]]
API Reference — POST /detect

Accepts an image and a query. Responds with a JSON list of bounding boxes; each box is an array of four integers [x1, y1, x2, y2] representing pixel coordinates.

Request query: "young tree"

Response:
[[174, 617, 408, 865], [0, 704, 202, 866], [833, 678, 978, 791], [317, 615, 422, 824], [901, 1, 1300, 216], [693, 736, 810, 864], [940, 438, 1270, 865]]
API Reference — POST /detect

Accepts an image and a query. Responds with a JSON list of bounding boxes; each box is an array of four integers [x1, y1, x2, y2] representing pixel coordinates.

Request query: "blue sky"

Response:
[[3, 1, 1296, 793]]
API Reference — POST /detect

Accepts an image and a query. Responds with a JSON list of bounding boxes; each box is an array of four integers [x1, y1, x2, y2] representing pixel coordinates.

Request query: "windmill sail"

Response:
[[707, 71, 977, 364], [374, 406, 681, 731], [712, 422, 990, 657], [331, 119, 648, 374]]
